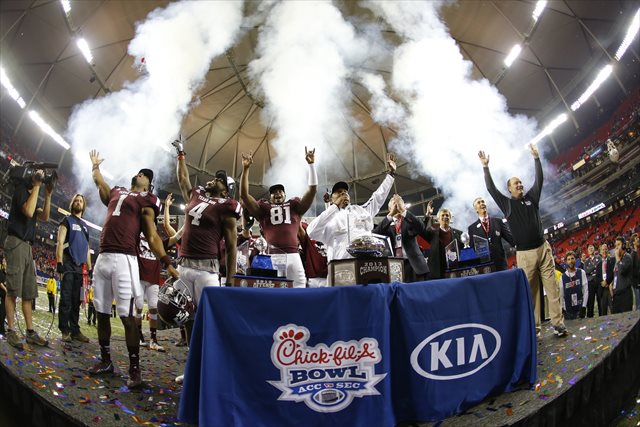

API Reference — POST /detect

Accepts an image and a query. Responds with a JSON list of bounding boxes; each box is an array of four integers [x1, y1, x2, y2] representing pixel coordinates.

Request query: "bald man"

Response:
[[478, 144, 567, 338]]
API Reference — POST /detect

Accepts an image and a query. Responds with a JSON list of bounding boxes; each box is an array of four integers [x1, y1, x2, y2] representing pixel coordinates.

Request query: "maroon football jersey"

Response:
[[180, 187, 242, 259], [138, 232, 160, 284], [100, 187, 160, 255], [257, 198, 302, 253]]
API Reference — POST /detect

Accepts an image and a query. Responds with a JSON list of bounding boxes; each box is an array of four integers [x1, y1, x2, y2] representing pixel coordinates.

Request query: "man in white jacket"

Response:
[[307, 153, 396, 262]]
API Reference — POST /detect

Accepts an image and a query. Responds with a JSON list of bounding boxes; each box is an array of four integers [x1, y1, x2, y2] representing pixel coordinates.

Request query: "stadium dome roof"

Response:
[[1, 1, 638, 208]]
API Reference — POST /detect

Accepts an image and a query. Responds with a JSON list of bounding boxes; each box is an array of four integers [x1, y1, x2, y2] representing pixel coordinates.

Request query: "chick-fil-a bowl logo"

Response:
[[268, 324, 386, 413]]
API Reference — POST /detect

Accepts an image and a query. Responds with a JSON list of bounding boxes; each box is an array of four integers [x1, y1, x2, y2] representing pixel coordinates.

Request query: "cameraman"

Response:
[[4, 169, 53, 349]]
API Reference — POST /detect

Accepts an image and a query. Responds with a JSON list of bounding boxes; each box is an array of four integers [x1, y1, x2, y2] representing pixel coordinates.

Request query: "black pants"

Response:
[[47, 292, 55, 313], [586, 279, 601, 317], [87, 303, 96, 325], [58, 262, 83, 335], [613, 287, 633, 314]]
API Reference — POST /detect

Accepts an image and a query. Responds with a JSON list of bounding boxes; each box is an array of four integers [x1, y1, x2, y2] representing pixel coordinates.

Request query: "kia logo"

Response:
[[410, 323, 501, 380]]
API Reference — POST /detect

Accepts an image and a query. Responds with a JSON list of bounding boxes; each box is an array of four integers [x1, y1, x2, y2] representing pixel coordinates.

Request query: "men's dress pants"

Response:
[[516, 241, 564, 330]]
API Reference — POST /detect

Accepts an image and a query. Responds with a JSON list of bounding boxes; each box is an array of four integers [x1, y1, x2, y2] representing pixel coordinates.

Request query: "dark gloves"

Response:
[[56, 262, 64, 274]]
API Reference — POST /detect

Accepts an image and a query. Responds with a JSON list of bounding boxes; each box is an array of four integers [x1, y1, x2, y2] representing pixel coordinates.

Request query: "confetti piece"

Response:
[[568, 375, 579, 385], [506, 408, 513, 416]]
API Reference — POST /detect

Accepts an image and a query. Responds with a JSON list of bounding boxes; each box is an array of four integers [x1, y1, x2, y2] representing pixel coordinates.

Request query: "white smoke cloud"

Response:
[[249, 1, 369, 205], [66, 1, 244, 219], [363, 1, 542, 227]]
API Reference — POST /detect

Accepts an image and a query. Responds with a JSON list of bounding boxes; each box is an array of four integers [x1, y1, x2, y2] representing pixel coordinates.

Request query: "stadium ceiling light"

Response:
[[28, 110, 71, 150], [570, 65, 613, 111], [60, 0, 71, 14], [614, 8, 640, 61], [504, 44, 522, 67], [0, 66, 27, 109], [529, 113, 568, 145], [76, 38, 93, 64], [532, 1, 548, 22]]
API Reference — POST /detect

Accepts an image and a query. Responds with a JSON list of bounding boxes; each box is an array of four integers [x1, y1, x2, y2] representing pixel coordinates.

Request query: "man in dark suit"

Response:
[[467, 197, 514, 271], [423, 202, 463, 280], [595, 243, 614, 315], [373, 194, 430, 282], [612, 236, 633, 313]]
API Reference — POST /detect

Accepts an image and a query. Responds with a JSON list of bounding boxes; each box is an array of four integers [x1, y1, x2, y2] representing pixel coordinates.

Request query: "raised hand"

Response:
[[172, 135, 185, 155], [305, 146, 315, 164], [386, 153, 397, 174], [426, 200, 434, 216], [528, 143, 539, 159], [165, 193, 174, 208], [241, 151, 253, 169], [89, 150, 104, 168], [478, 150, 490, 167]]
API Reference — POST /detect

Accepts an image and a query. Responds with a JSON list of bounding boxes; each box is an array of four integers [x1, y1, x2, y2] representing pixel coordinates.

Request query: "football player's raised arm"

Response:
[[163, 193, 178, 237], [239, 151, 261, 217], [297, 147, 317, 215], [90, 150, 111, 206], [176, 154, 192, 203]]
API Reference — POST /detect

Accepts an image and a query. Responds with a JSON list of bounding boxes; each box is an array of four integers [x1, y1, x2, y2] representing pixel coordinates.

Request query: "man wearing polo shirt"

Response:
[[478, 144, 567, 338]]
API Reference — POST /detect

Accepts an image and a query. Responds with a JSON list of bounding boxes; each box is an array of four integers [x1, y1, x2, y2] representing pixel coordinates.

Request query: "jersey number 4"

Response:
[[188, 201, 210, 226], [270, 205, 291, 225]]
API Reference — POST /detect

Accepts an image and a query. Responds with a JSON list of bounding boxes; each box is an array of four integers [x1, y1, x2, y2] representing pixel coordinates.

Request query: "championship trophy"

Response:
[[444, 239, 460, 269], [248, 237, 277, 277], [459, 232, 476, 262]]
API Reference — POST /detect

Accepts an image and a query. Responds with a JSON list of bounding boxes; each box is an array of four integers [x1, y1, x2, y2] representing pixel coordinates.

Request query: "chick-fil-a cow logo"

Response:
[[268, 324, 386, 413]]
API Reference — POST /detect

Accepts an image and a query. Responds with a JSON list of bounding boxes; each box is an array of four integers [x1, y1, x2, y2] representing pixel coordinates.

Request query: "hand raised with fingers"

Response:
[[241, 151, 253, 169], [528, 143, 539, 159], [305, 146, 315, 164], [426, 200, 434, 217], [478, 151, 490, 167], [165, 193, 174, 208], [386, 153, 397, 174], [89, 150, 104, 168]]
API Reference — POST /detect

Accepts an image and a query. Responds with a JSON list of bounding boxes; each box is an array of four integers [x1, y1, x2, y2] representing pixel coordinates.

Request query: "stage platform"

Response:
[[1, 312, 639, 426]]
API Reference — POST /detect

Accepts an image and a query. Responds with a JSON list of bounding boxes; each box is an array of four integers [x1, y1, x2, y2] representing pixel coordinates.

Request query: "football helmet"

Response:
[[158, 278, 195, 326]]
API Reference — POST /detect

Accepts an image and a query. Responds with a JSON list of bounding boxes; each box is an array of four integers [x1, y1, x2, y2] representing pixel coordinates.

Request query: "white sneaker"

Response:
[[149, 341, 165, 352], [139, 339, 148, 347], [175, 374, 184, 384]]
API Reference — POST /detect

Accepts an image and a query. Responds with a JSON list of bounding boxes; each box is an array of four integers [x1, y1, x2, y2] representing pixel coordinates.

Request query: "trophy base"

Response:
[[246, 267, 278, 278]]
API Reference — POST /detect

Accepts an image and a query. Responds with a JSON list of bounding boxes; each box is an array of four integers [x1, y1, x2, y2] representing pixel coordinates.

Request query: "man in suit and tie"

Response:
[[467, 197, 515, 271], [595, 243, 614, 315], [373, 194, 430, 282], [612, 236, 633, 314]]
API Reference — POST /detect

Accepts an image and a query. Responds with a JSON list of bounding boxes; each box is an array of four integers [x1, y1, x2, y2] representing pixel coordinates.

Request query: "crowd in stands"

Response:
[[554, 90, 639, 184], [549, 200, 640, 262]]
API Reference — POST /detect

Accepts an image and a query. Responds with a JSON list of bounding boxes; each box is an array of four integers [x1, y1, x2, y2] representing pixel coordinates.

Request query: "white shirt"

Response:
[[307, 174, 395, 262]]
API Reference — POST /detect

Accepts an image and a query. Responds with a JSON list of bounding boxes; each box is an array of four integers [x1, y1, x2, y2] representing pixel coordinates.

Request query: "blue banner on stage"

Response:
[[179, 285, 396, 427], [179, 269, 537, 425], [391, 269, 537, 420]]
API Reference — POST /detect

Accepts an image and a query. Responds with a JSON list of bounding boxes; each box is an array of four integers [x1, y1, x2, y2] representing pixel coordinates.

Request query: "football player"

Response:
[[239, 147, 317, 288], [88, 150, 178, 388], [174, 139, 241, 382], [136, 233, 165, 352]]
